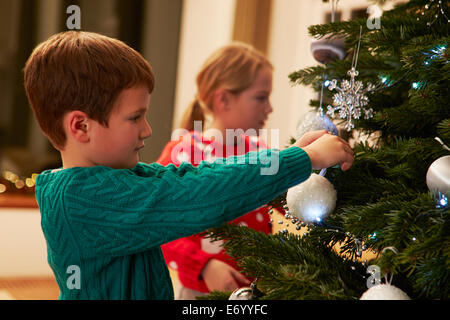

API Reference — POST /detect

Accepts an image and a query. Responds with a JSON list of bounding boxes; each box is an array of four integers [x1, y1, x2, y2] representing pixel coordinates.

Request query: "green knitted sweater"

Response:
[[35, 147, 311, 299]]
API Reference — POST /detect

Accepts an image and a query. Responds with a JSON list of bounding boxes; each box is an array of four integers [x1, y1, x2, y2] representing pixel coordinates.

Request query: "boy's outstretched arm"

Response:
[[50, 148, 307, 257], [40, 133, 352, 258]]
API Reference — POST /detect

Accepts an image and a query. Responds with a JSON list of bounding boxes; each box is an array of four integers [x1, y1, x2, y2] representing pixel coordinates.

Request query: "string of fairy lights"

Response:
[[416, 0, 450, 26], [0, 170, 38, 195]]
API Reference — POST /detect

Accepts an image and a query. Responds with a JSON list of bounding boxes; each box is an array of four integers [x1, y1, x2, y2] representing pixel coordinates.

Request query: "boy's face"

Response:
[[88, 86, 152, 169]]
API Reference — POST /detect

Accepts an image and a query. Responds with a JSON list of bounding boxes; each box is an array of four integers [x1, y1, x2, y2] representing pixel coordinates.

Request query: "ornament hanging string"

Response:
[[435, 136, 450, 152], [319, 76, 330, 178], [319, 73, 327, 178], [380, 246, 398, 285], [331, 0, 339, 23], [319, 0, 338, 114], [352, 26, 363, 72], [319, 73, 325, 117]]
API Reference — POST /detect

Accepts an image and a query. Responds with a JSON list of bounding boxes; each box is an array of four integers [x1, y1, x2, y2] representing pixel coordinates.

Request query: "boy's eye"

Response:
[[130, 114, 142, 122]]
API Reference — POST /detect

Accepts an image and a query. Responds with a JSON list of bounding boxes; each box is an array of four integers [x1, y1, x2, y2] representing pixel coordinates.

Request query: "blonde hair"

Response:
[[180, 42, 272, 131]]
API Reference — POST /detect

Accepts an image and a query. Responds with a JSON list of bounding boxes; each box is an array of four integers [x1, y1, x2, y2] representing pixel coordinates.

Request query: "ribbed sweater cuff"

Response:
[[277, 146, 312, 188]]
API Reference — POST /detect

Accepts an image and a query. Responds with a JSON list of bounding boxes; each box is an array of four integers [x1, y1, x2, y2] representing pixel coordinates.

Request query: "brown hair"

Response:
[[180, 42, 272, 131], [24, 31, 155, 150]]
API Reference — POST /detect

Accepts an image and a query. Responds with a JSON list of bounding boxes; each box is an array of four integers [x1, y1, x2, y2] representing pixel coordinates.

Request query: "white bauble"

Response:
[[286, 173, 337, 224], [296, 111, 338, 139], [360, 284, 411, 300]]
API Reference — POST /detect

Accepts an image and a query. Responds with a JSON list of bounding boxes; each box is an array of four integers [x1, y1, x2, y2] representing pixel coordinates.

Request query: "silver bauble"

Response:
[[310, 35, 346, 64], [426, 155, 450, 198], [229, 287, 253, 300], [296, 111, 338, 139]]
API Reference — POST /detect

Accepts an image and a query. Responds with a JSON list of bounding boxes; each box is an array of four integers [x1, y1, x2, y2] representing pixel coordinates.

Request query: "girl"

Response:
[[157, 43, 274, 299]]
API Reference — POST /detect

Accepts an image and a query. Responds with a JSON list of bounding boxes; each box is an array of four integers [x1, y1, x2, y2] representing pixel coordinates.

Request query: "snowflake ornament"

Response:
[[326, 66, 376, 131], [324, 25, 381, 131]]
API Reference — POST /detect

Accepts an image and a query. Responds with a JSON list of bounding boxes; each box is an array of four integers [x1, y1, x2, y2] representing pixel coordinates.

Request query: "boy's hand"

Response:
[[295, 133, 354, 171], [295, 129, 330, 148], [201, 259, 250, 292]]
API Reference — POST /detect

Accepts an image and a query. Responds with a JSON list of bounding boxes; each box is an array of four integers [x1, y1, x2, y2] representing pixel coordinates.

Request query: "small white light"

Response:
[[440, 196, 448, 207]]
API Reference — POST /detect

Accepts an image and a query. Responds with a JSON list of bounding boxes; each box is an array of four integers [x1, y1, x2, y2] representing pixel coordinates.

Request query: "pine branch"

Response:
[[205, 225, 367, 300]]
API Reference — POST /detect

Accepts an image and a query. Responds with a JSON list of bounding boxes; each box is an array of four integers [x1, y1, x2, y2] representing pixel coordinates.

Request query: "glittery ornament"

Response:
[[286, 173, 337, 224], [360, 284, 410, 300], [326, 26, 378, 131], [296, 111, 338, 139], [326, 67, 375, 131]]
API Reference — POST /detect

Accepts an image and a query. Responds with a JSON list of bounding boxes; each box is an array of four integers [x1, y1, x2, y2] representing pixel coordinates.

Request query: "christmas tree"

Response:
[[202, 0, 449, 300]]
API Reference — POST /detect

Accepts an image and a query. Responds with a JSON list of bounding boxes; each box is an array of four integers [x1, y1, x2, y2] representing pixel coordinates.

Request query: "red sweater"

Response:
[[157, 131, 272, 292]]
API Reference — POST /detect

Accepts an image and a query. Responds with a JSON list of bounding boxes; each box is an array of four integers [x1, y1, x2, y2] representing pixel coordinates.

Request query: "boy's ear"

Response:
[[65, 110, 91, 143]]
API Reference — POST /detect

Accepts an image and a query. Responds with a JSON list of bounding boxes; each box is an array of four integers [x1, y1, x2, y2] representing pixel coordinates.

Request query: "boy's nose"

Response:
[[141, 119, 152, 139]]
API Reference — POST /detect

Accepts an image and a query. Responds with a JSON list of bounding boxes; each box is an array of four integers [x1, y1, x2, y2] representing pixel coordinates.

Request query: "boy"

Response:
[[24, 31, 353, 299]]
